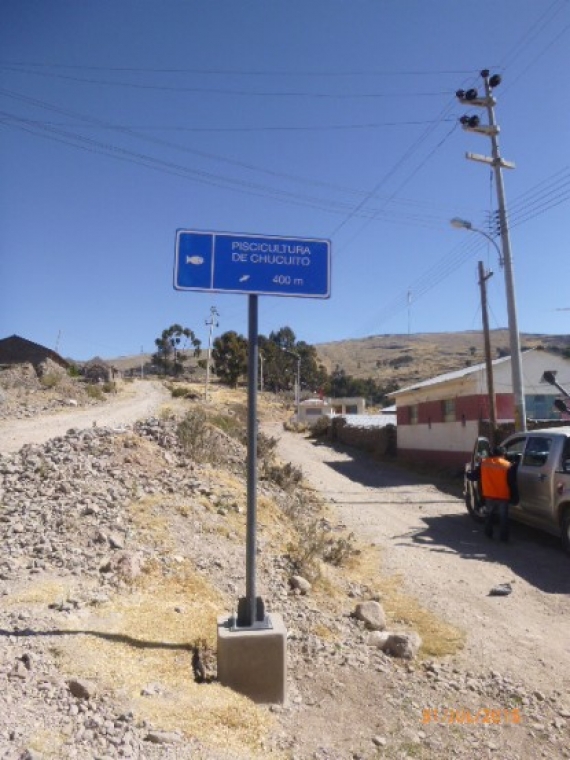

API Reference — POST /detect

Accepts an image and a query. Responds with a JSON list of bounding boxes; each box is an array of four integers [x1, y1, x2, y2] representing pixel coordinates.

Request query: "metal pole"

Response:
[[296, 355, 301, 420], [245, 294, 258, 626], [204, 306, 219, 401], [482, 72, 526, 432], [478, 261, 497, 446]]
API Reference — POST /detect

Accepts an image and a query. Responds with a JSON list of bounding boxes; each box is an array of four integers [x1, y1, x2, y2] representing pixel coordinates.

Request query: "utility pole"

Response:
[[140, 346, 144, 379], [456, 69, 526, 432], [478, 261, 497, 445], [204, 306, 219, 401]]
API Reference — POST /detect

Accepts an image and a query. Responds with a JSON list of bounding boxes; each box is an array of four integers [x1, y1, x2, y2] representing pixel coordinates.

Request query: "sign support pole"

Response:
[[237, 294, 266, 627]]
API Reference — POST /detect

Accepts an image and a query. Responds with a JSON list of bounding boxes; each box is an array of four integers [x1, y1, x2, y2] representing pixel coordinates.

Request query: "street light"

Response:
[[450, 218, 503, 266], [451, 215, 526, 432], [542, 371, 570, 415]]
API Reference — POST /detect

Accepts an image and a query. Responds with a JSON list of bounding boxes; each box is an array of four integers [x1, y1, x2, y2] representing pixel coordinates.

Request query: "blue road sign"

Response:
[[174, 230, 331, 298]]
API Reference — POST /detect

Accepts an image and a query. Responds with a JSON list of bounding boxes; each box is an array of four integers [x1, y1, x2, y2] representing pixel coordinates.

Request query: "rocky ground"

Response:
[[1, 381, 569, 759], [0, 363, 100, 422]]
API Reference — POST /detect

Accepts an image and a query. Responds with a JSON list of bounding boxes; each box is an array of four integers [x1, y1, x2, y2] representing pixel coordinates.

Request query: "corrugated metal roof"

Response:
[[388, 351, 532, 397]]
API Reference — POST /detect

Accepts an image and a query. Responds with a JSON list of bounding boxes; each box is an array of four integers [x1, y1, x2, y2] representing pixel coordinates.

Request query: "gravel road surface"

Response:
[[0, 380, 169, 455], [265, 422, 570, 697]]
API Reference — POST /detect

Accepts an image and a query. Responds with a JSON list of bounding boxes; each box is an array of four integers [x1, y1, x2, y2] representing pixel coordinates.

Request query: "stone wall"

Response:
[[329, 417, 397, 457]]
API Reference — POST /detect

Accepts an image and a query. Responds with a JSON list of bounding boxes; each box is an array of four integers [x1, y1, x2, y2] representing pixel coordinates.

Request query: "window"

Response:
[[522, 436, 552, 468], [504, 437, 526, 460], [442, 398, 456, 422], [410, 404, 419, 425], [345, 404, 358, 414], [305, 408, 323, 417], [525, 394, 558, 420]]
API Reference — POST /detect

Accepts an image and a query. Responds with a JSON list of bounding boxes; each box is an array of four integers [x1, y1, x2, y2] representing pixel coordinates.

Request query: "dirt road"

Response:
[[0, 380, 169, 455], [265, 423, 570, 696]]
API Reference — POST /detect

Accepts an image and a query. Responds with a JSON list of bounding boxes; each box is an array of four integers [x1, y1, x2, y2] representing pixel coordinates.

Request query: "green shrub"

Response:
[[210, 412, 246, 443], [40, 373, 60, 389], [177, 408, 220, 464], [171, 386, 189, 398]]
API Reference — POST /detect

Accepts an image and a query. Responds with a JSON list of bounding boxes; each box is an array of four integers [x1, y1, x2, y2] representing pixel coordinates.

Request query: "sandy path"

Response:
[[0, 380, 170, 454], [265, 422, 570, 696]]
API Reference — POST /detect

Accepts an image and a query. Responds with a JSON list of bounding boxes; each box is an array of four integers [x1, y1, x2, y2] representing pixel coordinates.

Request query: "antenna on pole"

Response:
[[205, 306, 220, 401], [54, 330, 62, 353], [407, 290, 412, 335]]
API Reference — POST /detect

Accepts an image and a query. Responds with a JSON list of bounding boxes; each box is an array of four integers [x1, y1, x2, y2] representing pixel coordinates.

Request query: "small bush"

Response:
[[170, 386, 189, 398], [177, 408, 221, 464], [309, 416, 330, 438], [102, 381, 116, 394], [262, 461, 302, 491], [40, 373, 60, 389], [257, 431, 278, 463], [283, 420, 308, 433], [286, 519, 358, 582], [85, 384, 105, 401], [210, 412, 246, 443]]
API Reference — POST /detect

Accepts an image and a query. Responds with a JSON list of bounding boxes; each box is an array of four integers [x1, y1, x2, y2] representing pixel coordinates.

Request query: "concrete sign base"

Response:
[[217, 613, 287, 704]]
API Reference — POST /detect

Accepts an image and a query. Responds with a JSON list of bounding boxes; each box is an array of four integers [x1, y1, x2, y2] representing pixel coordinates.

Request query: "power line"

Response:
[[0, 87, 455, 206], [0, 66, 451, 98], [498, 0, 567, 70], [0, 61, 477, 76], [0, 110, 455, 227], [16, 118, 456, 133]]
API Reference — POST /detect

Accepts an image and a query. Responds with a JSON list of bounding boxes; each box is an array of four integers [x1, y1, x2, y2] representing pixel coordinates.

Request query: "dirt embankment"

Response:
[[2, 383, 570, 759]]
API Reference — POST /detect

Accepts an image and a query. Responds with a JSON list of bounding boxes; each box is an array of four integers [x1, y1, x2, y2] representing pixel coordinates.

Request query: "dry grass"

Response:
[[48, 563, 274, 757], [344, 546, 465, 658], [315, 329, 558, 387]]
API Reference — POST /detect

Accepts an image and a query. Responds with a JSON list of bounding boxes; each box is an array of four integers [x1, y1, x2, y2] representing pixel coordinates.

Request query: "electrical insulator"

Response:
[[489, 74, 501, 88]]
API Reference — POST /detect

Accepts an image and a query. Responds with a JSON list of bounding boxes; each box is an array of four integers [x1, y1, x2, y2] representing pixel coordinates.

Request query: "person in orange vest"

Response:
[[479, 445, 515, 541]]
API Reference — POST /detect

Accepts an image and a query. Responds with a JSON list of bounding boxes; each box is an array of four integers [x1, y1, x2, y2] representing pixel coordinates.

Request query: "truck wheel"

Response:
[[465, 482, 485, 523], [562, 510, 570, 555]]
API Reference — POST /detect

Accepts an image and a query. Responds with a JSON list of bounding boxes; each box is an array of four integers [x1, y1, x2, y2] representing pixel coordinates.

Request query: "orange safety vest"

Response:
[[480, 456, 511, 501]]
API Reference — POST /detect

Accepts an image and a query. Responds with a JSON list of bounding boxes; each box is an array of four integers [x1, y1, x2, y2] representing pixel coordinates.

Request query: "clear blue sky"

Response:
[[1, 1, 569, 361]]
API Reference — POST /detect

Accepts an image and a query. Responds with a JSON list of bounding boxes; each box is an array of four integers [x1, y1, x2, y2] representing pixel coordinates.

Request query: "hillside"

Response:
[[104, 331, 570, 392], [315, 330, 570, 390]]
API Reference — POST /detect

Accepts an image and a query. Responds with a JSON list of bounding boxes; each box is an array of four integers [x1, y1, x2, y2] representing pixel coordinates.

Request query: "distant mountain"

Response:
[[315, 330, 570, 390]]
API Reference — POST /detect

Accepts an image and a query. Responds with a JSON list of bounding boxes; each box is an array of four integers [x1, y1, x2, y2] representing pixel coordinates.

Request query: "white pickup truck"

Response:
[[464, 427, 570, 553]]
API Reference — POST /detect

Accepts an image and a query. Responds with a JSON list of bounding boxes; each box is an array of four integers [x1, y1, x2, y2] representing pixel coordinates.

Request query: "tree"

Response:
[[212, 331, 248, 388], [258, 327, 327, 395], [152, 324, 201, 376]]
